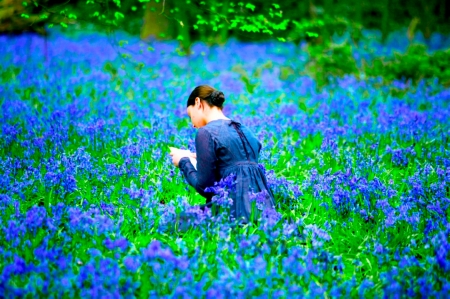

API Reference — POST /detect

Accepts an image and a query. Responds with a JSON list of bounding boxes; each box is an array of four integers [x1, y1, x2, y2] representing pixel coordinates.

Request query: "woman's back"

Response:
[[201, 119, 260, 169]]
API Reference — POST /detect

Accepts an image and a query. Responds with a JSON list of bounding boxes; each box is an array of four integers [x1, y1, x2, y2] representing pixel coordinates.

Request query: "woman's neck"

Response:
[[205, 109, 230, 124]]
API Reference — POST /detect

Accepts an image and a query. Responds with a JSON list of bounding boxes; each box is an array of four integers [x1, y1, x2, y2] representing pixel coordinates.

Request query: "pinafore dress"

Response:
[[179, 119, 276, 222]]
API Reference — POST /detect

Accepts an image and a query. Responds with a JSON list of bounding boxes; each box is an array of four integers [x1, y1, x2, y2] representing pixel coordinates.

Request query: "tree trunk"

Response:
[[381, 0, 390, 42], [355, 0, 363, 26], [219, 0, 229, 44], [0, 0, 47, 34], [423, 0, 437, 40], [439, 0, 446, 21], [140, 1, 171, 40]]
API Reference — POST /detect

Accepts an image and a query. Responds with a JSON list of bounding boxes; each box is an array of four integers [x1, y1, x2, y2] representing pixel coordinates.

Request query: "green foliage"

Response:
[[6, 0, 450, 50], [0, 66, 22, 83], [14, 0, 324, 44], [303, 41, 450, 88], [305, 43, 359, 87], [365, 44, 450, 86]]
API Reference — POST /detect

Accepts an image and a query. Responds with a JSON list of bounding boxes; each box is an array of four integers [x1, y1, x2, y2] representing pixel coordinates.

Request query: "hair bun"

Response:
[[210, 90, 225, 107]]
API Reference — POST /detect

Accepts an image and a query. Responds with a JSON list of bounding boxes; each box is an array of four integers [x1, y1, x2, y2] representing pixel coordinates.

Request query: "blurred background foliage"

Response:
[[1, 0, 450, 87]]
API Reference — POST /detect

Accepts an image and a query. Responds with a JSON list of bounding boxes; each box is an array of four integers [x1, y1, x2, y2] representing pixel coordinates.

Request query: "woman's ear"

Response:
[[195, 97, 203, 109]]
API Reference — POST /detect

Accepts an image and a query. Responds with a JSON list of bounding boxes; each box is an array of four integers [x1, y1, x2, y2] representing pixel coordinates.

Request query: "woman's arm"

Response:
[[179, 128, 217, 198]]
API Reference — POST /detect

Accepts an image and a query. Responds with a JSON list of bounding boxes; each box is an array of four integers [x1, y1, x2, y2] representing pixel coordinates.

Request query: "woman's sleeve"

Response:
[[179, 128, 217, 198]]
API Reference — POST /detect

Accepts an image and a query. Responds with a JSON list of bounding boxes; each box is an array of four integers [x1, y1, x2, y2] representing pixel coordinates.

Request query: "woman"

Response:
[[170, 85, 276, 223]]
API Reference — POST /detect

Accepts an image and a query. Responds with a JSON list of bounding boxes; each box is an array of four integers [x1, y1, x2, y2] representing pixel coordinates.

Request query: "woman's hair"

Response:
[[187, 85, 225, 109]]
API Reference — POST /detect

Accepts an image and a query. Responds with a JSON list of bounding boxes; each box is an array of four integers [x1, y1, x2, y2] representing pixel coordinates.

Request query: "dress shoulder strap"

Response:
[[228, 120, 256, 160]]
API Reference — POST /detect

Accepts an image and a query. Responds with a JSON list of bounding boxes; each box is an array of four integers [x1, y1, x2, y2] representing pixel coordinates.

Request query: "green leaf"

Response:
[[22, 1, 27, 6], [306, 31, 319, 38], [272, 3, 280, 9], [21, 14, 30, 18], [114, 12, 124, 20], [240, 24, 259, 33], [277, 37, 286, 42], [299, 102, 307, 111], [131, 6, 137, 11], [272, 19, 290, 30], [60, 22, 68, 28], [245, 3, 256, 11], [75, 86, 83, 97], [197, 19, 208, 25]]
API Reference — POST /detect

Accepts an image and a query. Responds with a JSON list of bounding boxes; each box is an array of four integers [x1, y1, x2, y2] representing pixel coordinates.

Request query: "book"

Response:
[[169, 146, 197, 170], [189, 157, 197, 170]]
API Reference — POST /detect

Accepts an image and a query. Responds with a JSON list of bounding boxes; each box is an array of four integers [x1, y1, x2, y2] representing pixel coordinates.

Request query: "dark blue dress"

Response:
[[179, 119, 276, 222]]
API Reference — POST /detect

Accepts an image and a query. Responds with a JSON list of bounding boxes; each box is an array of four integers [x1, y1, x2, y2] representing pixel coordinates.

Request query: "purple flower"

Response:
[[44, 171, 60, 189], [104, 237, 128, 251], [391, 148, 409, 167], [305, 224, 330, 247], [248, 190, 270, 211], [332, 186, 355, 215], [205, 174, 236, 207], [433, 231, 450, 272], [124, 256, 141, 272], [61, 174, 77, 193], [142, 240, 162, 260], [25, 206, 47, 232], [260, 208, 282, 230]]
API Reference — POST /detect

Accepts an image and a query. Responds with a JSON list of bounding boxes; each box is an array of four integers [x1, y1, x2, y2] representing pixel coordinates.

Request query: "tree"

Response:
[[9, 1, 323, 45]]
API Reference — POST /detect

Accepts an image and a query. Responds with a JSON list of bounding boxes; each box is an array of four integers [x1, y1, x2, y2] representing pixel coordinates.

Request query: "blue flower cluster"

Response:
[[0, 28, 449, 297]]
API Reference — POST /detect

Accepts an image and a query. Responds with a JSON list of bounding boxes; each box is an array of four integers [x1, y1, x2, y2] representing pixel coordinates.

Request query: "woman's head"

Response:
[[186, 85, 225, 108], [186, 85, 226, 128]]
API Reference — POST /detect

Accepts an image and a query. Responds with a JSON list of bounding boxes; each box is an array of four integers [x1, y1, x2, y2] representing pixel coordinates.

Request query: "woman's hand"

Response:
[[169, 149, 197, 167]]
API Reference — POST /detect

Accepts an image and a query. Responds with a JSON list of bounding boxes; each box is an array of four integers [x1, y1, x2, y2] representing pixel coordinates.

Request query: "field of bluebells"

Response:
[[1, 28, 450, 297]]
